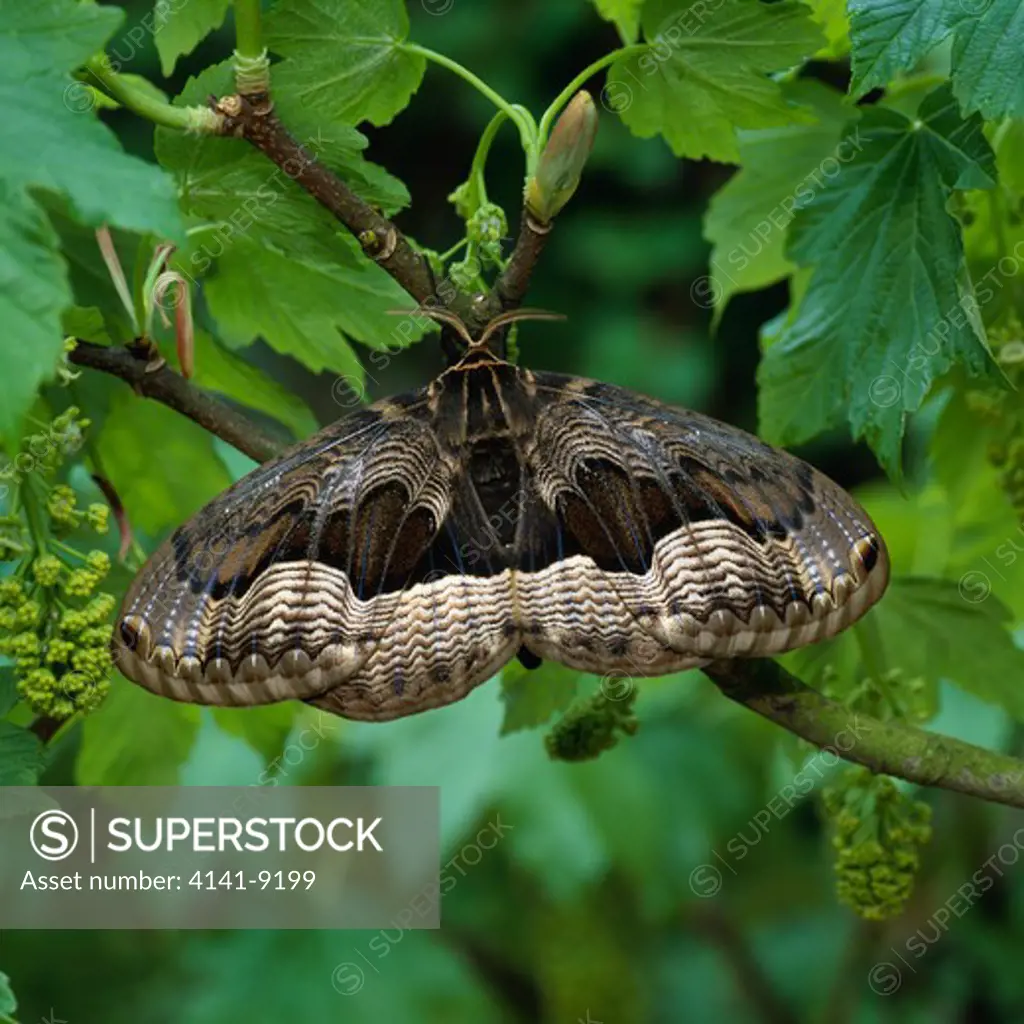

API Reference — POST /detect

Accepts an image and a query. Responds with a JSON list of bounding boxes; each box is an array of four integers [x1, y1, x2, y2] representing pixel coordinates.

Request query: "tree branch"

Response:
[[212, 93, 437, 306], [68, 341, 284, 464], [495, 210, 552, 310], [704, 659, 1024, 810]]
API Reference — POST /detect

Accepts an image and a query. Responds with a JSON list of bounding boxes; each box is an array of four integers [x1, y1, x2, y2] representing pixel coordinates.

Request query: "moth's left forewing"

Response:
[[113, 399, 457, 710]]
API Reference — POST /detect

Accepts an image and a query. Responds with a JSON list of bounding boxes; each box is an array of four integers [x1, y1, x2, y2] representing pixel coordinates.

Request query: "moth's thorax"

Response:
[[428, 354, 537, 448]]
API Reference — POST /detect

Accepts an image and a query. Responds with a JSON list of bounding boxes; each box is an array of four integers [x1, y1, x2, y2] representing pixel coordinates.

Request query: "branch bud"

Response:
[[526, 91, 598, 224]]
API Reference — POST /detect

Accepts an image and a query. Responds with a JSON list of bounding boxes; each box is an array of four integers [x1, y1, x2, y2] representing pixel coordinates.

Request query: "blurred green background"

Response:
[[3, 2, 1024, 1023]]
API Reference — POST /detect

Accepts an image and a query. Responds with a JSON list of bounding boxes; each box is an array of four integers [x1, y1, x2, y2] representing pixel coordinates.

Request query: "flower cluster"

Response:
[[545, 683, 638, 762], [823, 767, 932, 920], [444, 194, 509, 292], [1, 555, 114, 719], [0, 410, 115, 720]]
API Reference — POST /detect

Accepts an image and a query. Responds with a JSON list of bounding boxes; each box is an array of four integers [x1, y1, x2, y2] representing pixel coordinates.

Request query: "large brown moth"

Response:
[[112, 309, 889, 721]]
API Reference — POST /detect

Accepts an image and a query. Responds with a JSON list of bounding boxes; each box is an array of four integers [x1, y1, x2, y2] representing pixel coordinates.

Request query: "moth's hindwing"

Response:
[[113, 360, 889, 722]]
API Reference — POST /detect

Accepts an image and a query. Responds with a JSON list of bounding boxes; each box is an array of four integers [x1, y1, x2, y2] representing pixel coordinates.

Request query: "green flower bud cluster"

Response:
[[0, 552, 115, 719], [0, 406, 116, 718], [41, 480, 110, 542], [467, 202, 507, 267], [63, 550, 110, 598], [32, 555, 62, 587], [545, 682, 638, 762], [49, 406, 91, 458], [47, 484, 81, 529], [823, 767, 932, 920], [444, 193, 510, 291], [87, 503, 110, 534], [0, 407, 91, 493]]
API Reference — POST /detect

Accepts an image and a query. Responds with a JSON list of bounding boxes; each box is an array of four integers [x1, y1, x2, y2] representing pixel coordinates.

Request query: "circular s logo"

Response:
[[30, 810, 79, 861]]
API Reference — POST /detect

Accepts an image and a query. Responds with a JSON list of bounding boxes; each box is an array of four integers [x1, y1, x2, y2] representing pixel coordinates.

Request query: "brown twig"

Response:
[[705, 659, 1024, 810], [68, 341, 284, 464], [208, 90, 555, 327], [496, 210, 552, 311], [212, 93, 437, 306]]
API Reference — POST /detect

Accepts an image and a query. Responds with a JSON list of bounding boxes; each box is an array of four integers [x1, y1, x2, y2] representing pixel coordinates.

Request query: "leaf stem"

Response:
[[401, 43, 538, 157], [469, 110, 510, 207], [537, 45, 645, 149], [81, 56, 220, 133], [51, 539, 84, 563], [232, 0, 264, 60], [20, 479, 48, 559], [438, 237, 470, 262]]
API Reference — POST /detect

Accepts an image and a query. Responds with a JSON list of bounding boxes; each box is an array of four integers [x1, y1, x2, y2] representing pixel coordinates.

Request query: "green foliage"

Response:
[[849, 0, 1024, 118], [96, 394, 231, 535], [758, 86, 995, 476], [704, 80, 852, 311], [608, 0, 824, 162], [0, 0, 179, 236], [205, 240, 409, 388], [531, 895, 646, 1019], [802, 0, 850, 57], [211, 704, 300, 763], [77, 674, 200, 785], [154, 62, 419, 383], [163, 928, 503, 1022], [183, 330, 318, 441], [0, 719, 45, 786], [590, 0, 645, 43], [154, 0, 231, 76], [0, 970, 15, 1023], [786, 578, 1024, 721], [500, 660, 580, 734], [265, 0, 426, 127], [961, 322, 1024, 516], [0, 407, 115, 721], [0, 0, 178, 442], [0, 187, 73, 445]]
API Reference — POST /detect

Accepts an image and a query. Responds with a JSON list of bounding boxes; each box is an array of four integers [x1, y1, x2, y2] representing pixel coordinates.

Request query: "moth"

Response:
[[112, 309, 889, 721]]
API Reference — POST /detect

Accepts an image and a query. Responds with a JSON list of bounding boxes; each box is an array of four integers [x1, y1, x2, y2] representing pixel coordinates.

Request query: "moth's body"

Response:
[[114, 343, 888, 721]]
